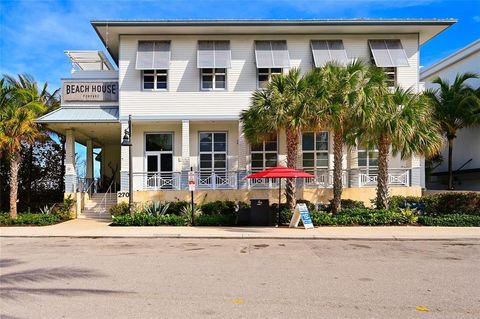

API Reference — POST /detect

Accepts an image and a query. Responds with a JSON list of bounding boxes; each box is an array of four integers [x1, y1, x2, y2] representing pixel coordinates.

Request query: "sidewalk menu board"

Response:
[[289, 203, 314, 229]]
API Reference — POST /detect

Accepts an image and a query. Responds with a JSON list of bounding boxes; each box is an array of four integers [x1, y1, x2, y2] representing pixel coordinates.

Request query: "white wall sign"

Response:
[[62, 81, 118, 102], [289, 203, 314, 229]]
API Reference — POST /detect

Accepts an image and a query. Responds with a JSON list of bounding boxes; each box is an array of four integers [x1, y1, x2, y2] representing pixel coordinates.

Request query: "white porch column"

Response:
[[86, 139, 93, 180], [65, 129, 76, 193], [347, 145, 359, 188], [181, 120, 190, 171], [407, 154, 423, 187], [120, 121, 129, 192], [181, 120, 190, 189], [238, 121, 248, 189]]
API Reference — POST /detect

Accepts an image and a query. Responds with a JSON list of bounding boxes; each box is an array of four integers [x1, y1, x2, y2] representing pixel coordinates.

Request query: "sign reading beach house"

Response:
[[62, 81, 118, 102]]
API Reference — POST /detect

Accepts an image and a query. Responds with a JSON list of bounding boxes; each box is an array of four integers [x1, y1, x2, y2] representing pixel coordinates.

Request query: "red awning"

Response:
[[246, 166, 314, 179]]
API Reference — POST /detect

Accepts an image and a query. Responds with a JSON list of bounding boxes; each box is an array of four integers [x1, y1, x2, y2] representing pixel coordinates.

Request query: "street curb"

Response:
[[1, 235, 479, 241]]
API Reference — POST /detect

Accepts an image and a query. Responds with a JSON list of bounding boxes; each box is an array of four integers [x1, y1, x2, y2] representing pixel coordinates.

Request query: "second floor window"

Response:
[[302, 132, 329, 174], [258, 68, 283, 89], [250, 134, 278, 172], [143, 70, 168, 90], [201, 68, 226, 90]]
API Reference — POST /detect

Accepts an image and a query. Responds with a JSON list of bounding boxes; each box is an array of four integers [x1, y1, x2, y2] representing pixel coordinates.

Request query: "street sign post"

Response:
[[188, 168, 195, 225]]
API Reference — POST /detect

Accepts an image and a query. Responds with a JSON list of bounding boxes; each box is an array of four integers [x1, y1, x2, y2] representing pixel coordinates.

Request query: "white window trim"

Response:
[[200, 68, 227, 91], [198, 131, 228, 172], [257, 68, 283, 89], [142, 69, 168, 91], [301, 131, 330, 174], [144, 132, 175, 173], [358, 146, 379, 173], [250, 136, 278, 172]]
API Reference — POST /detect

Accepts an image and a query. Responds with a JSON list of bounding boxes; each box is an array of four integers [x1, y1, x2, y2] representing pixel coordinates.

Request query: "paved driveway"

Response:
[[1, 238, 479, 318]]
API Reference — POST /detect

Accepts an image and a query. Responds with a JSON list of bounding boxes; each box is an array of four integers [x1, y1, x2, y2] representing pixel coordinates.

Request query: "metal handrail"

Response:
[[97, 179, 115, 215], [455, 158, 473, 172]]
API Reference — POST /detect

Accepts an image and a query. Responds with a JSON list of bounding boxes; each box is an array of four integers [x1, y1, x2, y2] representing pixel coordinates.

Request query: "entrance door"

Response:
[[145, 133, 174, 189]]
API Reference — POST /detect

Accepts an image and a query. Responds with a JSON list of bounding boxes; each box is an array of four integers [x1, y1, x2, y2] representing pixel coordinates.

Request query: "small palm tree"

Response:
[[241, 68, 318, 209], [356, 71, 443, 208], [0, 74, 50, 218], [309, 60, 369, 213], [425, 73, 480, 189]]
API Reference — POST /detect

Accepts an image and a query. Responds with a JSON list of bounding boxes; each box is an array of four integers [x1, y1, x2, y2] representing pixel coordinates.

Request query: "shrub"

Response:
[[143, 201, 170, 216], [310, 208, 417, 226], [109, 202, 130, 216], [111, 213, 186, 226], [180, 205, 202, 226], [418, 214, 480, 227], [195, 214, 236, 226], [166, 201, 190, 215], [200, 201, 237, 216], [390, 193, 480, 216], [423, 193, 480, 216], [325, 199, 366, 212], [54, 195, 76, 220], [0, 213, 60, 226]]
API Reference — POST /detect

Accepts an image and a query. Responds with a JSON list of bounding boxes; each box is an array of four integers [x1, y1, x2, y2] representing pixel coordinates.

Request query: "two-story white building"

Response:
[[37, 19, 454, 216]]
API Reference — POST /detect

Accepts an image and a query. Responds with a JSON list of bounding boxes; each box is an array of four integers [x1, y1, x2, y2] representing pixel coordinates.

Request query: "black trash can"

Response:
[[250, 199, 272, 226]]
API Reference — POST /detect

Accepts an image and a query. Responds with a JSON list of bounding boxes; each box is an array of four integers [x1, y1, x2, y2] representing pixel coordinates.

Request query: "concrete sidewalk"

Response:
[[1, 219, 480, 240]]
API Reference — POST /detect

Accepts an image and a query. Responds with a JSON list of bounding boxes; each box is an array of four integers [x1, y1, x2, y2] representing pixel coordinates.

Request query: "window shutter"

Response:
[[369, 40, 409, 67], [197, 41, 231, 68], [311, 40, 348, 67], [255, 40, 290, 68], [136, 41, 171, 70]]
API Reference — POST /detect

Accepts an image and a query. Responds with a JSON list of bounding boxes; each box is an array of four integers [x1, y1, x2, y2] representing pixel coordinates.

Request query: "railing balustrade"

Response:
[[128, 168, 411, 190], [196, 171, 237, 189]]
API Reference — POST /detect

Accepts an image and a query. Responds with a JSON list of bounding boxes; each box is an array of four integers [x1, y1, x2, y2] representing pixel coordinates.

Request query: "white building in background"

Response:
[[37, 19, 455, 217], [421, 39, 480, 190]]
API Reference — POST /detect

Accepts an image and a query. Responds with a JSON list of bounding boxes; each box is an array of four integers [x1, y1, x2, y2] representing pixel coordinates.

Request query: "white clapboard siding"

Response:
[[118, 34, 419, 118]]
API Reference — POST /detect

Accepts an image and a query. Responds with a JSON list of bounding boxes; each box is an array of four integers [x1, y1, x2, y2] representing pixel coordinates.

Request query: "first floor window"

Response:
[[257, 68, 283, 89], [201, 68, 226, 90], [250, 134, 278, 172], [143, 69, 168, 90], [358, 146, 379, 174], [199, 132, 227, 174], [302, 132, 329, 175]]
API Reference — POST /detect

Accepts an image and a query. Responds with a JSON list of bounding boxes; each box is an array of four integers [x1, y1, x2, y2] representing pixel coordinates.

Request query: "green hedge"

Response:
[[418, 214, 480, 227], [389, 193, 480, 216], [0, 213, 61, 226], [310, 208, 418, 226], [195, 214, 236, 226], [111, 213, 186, 226]]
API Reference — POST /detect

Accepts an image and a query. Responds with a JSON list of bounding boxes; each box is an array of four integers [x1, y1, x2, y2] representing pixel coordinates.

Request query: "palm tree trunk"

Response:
[[447, 137, 454, 190], [331, 129, 343, 214], [9, 152, 21, 219], [375, 136, 390, 209], [285, 126, 299, 210]]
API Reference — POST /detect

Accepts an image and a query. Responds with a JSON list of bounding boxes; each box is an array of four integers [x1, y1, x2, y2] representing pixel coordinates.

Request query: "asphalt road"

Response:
[[1, 238, 479, 319]]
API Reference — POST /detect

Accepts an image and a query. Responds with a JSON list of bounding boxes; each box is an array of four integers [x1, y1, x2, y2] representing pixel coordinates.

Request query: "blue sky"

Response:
[[1, 0, 479, 90], [1, 0, 479, 177]]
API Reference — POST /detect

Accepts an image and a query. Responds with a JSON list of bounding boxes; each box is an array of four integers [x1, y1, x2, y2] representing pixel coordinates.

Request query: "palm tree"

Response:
[[309, 60, 369, 214], [0, 74, 49, 218], [240, 68, 318, 209], [355, 69, 443, 208], [425, 73, 480, 189]]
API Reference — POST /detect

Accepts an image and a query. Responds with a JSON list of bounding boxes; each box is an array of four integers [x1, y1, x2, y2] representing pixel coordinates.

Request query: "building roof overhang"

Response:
[[37, 106, 119, 123], [91, 19, 456, 64], [420, 38, 480, 80]]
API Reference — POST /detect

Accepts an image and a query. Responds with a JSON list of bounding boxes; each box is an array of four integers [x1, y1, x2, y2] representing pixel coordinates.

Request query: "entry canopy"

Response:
[[311, 40, 349, 67], [254, 40, 291, 68], [197, 40, 232, 68], [136, 41, 171, 70], [368, 39, 409, 67]]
